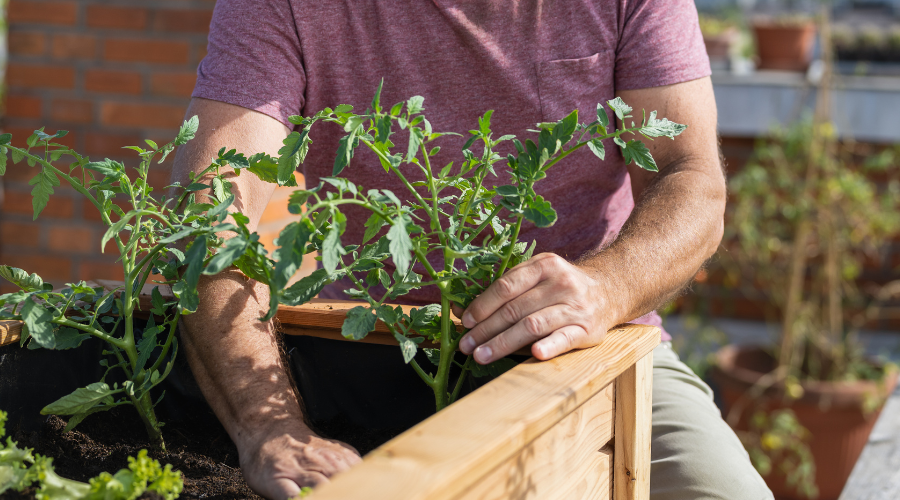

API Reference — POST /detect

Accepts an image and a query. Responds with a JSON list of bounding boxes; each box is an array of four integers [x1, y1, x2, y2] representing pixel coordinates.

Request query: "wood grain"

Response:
[[614, 351, 654, 500], [0, 320, 22, 347], [307, 324, 659, 500], [459, 384, 615, 500]]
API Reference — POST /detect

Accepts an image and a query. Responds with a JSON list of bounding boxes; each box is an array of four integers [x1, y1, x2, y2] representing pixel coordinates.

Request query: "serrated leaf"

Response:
[[423, 348, 441, 366], [41, 382, 119, 415], [393, 331, 417, 363], [135, 323, 159, 372], [212, 176, 227, 202], [621, 140, 658, 172], [271, 221, 312, 288], [522, 195, 557, 227], [175, 115, 199, 145], [597, 103, 609, 129], [333, 134, 353, 176], [22, 297, 55, 349], [64, 404, 114, 432], [406, 95, 425, 114], [321, 224, 346, 274], [178, 235, 208, 313], [640, 111, 687, 139], [247, 152, 299, 186], [607, 97, 632, 121], [342, 306, 376, 340], [0, 133, 11, 145], [53, 327, 90, 350], [335, 104, 354, 114], [11, 148, 24, 164], [587, 138, 605, 160], [0, 265, 45, 291], [406, 127, 424, 163], [204, 235, 249, 275], [372, 79, 385, 113], [278, 130, 311, 185], [28, 168, 60, 220], [281, 268, 333, 306], [0, 147, 7, 176], [151, 286, 167, 315], [362, 212, 385, 245], [387, 218, 413, 275]]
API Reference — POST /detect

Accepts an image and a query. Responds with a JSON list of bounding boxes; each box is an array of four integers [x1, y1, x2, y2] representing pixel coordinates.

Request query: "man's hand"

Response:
[[459, 77, 725, 364], [458, 253, 616, 363], [239, 422, 361, 499]]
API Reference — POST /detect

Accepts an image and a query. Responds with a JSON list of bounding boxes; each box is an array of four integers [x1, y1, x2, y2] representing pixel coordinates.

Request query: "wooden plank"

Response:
[[0, 320, 22, 347], [307, 324, 660, 500], [459, 384, 615, 500], [839, 382, 900, 500], [614, 351, 654, 500]]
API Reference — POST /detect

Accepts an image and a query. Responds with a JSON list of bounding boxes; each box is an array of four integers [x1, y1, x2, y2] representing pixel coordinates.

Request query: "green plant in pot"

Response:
[[712, 96, 900, 500]]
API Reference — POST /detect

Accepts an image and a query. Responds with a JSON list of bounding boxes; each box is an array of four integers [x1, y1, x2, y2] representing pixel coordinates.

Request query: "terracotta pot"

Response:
[[712, 345, 898, 500], [753, 22, 817, 71], [704, 28, 739, 60]]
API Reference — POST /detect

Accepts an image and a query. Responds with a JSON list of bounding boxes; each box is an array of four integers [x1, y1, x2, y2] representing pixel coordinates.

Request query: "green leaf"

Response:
[[10, 148, 24, 164], [178, 235, 208, 313], [556, 110, 578, 138], [393, 331, 417, 363], [522, 195, 557, 228], [333, 134, 353, 176], [321, 224, 346, 274], [335, 104, 354, 114], [212, 177, 227, 202], [174, 115, 199, 145], [53, 327, 90, 350], [281, 268, 333, 306], [41, 382, 118, 415], [64, 404, 114, 432], [271, 221, 312, 288], [135, 322, 160, 372], [151, 286, 167, 315], [101, 211, 137, 252], [596, 103, 609, 129], [362, 212, 385, 245], [246, 152, 298, 186], [587, 138, 605, 160], [0, 266, 45, 292], [342, 306, 376, 340], [28, 168, 60, 220], [204, 235, 249, 275], [621, 140, 658, 172], [0, 133, 11, 145], [0, 147, 7, 176], [22, 298, 55, 349], [406, 127, 424, 163], [640, 111, 687, 139], [607, 97, 632, 121], [278, 130, 311, 185], [469, 357, 517, 378], [372, 79, 385, 113], [423, 348, 441, 366], [410, 304, 442, 329], [387, 218, 413, 275], [406, 95, 425, 115]]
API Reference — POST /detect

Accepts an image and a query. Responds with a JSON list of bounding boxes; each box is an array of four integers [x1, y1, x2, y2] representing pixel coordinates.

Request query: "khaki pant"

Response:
[[651, 342, 774, 500]]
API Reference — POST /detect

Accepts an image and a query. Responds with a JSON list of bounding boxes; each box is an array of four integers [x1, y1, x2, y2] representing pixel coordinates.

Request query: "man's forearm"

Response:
[[180, 272, 310, 448], [578, 159, 725, 325]]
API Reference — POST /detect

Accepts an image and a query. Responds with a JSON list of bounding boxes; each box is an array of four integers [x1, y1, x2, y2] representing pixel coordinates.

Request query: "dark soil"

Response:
[[8, 406, 262, 499]]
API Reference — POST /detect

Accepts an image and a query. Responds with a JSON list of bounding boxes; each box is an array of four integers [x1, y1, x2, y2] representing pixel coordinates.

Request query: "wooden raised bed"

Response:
[[1, 281, 660, 500]]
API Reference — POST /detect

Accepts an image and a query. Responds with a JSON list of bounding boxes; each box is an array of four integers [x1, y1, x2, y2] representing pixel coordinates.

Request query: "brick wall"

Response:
[[0, 0, 310, 293]]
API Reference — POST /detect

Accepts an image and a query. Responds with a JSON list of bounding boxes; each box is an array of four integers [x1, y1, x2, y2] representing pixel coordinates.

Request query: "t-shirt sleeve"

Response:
[[193, 0, 305, 127], [614, 0, 711, 90]]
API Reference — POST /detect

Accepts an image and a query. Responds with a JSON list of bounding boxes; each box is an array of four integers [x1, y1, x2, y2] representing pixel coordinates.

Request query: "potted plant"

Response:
[[711, 26, 900, 498], [752, 13, 817, 71], [699, 13, 741, 70]]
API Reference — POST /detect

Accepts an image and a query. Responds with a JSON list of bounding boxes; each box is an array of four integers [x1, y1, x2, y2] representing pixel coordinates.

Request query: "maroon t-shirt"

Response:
[[194, 0, 712, 340]]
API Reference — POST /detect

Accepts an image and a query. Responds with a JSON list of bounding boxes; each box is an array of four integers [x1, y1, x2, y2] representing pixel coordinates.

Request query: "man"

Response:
[[174, 1, 774, 499]]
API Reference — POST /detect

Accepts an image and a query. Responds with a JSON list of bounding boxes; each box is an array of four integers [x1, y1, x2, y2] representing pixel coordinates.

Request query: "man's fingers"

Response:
[[461, 255, 549, 329], [533, 325, 591, 360], [272, 477, 303, 500], [471, 305, 579, 363], [460, 284, 556, 355]]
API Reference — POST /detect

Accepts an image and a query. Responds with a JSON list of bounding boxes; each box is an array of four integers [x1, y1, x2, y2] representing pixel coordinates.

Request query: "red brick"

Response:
[[150, 72, 197, 97], [82, 198, 130, 222], [78, 260, 125, 281], [8, 31, 47, 56], [2, 190, 74, 219], [2, 254, 72, 283], [0, 222, 41, 248], [86, 5, 148, 30], [84, 131, 142, 158], [103, 38, 189, 65], [8, 0, 78, 25], [51, 34, 98, 60], [84, 69, 143, 95], [99, 102, 186, 129], [5, 94, 43, 119], [47, 226, 94, 253], [152, 9, 213, 33], [7, 64, 75, 89], [50, 98, 93, 124]]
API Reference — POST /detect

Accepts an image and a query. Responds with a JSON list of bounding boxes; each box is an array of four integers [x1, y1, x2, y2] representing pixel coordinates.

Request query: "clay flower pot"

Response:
[[712, 345, 898, 500], [753, 21, 817, 71]]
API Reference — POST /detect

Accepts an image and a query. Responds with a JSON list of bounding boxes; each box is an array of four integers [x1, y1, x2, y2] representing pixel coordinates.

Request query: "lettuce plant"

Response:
[[258, 84, 686, 411]]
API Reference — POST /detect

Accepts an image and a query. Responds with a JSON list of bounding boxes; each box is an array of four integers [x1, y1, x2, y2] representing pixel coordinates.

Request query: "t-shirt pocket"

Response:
[[535, 51, 616, 123]]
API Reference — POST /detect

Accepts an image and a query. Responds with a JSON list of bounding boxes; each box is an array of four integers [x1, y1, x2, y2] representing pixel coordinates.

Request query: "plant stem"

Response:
[[449, 355, 472, 404], [494, 215, 524, 280], [433, 295, 454, 411], [131, 391, 165, 450]]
